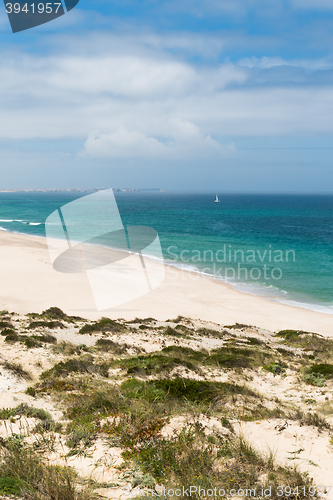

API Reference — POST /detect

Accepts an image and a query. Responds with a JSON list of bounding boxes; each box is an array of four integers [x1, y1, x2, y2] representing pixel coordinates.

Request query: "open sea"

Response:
[[0, 191, 333, 314]]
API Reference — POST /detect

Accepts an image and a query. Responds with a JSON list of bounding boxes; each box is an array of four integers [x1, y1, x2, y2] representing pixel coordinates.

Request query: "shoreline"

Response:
[[2, 225, 333, 317], [0, 230, 332, 335], [163, 257, 333, 316]]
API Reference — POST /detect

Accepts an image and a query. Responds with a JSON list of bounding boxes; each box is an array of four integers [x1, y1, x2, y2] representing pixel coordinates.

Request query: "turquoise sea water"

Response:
[[0, 191, 333, 314]]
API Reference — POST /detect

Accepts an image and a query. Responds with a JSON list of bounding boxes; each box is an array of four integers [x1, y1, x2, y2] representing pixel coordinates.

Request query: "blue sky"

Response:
[[1, 0, 333, 192]]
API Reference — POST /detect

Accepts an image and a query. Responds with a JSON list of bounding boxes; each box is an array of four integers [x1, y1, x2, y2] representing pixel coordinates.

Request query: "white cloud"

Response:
[[0, 34, 332, 161], [41, 56, 246, 98], [0, 47, 246, 100], [82, 128, 166, 158], [81, 124, 235, 159], [239, 56, 333, 70]]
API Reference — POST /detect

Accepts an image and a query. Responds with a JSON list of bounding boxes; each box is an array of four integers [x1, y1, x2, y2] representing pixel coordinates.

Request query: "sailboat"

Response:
[[215, 194, 220, 203]]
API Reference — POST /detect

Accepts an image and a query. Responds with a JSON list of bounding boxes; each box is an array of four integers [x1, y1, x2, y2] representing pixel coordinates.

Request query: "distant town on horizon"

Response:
[[0, 188, 163, 193]]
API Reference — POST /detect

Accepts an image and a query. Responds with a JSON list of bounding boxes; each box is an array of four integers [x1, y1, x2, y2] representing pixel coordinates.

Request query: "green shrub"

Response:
[[300, 412, 330, 430], [0, 328, 15, 337], [0, 404, 52, 422], [35, 333, 57, 343], [161, 345, 207, 361], [28, 320, 64, 329], [166, 316, 185, 323], [42, 307, 67, 319], [65, 385, 123, 424], [40, 357, 109, 379], [247, 337, 264, 345], [208, 346, 271, 369], [224, 323, 249, 330], [25, 387, 36, 397], [195, 327, 222, 337], [308, 363, 333, 378], [116, 354, 196, 376], [25, 337, 42, 348], [79, 318, 123, 334], [263, 363, 286, 376], [95, 338, 127, 353], [120, 378, 165, 401], [0, 438, 94, 499], [164, 326, 183, 337], [276, 330, 302, 340], [304, 372, 326, 387], [0, 475, 26, 495], [1, 361, 31, 380], [33, 421, 63, 433], [4, 332, 19, 342], [28, 307, 84, 323], [120, 378, 255, 404], [209, 347, 252, 368], [0, 321, 13, 330]]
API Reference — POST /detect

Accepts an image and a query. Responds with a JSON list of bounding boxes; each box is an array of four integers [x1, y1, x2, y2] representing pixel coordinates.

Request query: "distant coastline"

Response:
[[0, 188, 163, 193]]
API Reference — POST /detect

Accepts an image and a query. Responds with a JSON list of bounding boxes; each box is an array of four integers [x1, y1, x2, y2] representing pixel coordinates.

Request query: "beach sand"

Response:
[[0, 313, 332, 497], [0, 231, 331, 335]]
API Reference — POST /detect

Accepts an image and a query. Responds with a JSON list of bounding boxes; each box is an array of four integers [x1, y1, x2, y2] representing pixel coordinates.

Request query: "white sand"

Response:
[[0, 231, 332, 335]]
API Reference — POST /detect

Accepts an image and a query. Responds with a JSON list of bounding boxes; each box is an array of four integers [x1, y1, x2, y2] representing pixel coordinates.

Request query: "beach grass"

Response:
[[0, 310, 331, 499]]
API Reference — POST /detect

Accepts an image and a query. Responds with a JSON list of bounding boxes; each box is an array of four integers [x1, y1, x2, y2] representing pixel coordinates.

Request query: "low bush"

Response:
[[208, 346, 272, 369], [247, 337, 265, 345], [4, 332, 19, 342], [28, 320, 64, 329], [0, 321, 14, 330], [300, 412, 330, 431], [308, 363, 333, 378], [276, 330, 302, 341], [224, 323, 250, 330], [0, 403, 52, 422], [0, 436, 95, 499], [28, 307, 84, 323], [304, 372, 326, 387], [95, 338, 127, 354], [116, 354, 197, 376], [40, 357, 109, 379], [121, 378, 255, 405], [0, 328, 15, 337], [263, 363, 286, 375], [164, 326, 183, 337], [0, 475, 25, 496], [79, 318, 124, 334], [1, 361, 31, 380]]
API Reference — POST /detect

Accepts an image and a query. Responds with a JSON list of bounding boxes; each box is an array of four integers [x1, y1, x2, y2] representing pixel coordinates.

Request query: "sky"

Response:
[[1, 0, 333, 192]]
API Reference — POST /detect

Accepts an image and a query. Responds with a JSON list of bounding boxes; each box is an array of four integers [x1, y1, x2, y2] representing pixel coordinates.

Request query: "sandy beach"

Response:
[[0, 231, 332, 497], [0, 230, 331, 335]]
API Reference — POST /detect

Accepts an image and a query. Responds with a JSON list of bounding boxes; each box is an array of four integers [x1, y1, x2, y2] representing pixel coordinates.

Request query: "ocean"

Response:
[[0, 191, 332, 314]]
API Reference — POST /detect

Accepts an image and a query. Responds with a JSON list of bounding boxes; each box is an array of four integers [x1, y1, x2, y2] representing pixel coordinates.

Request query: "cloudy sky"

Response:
[[1, 0, 333, 191]]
